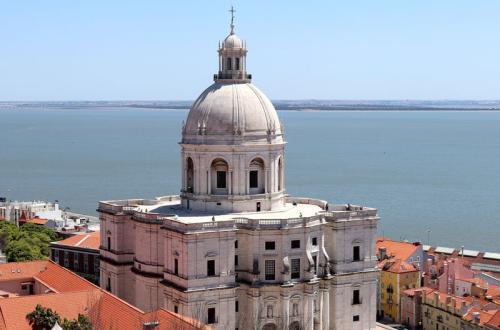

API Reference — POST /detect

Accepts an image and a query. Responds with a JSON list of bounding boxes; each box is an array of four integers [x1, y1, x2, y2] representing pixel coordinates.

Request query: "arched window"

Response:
[[211, 158, 229, 195], [226, 57, 232, 70], [235, 57, 240, 70], [249, 157, 265, 194], [186, 157, 194, 193]]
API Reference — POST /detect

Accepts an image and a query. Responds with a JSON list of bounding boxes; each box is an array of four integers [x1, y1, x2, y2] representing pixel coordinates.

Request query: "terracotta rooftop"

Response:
[[0, 261, 202, 330], [51, 231, 100, 251], [376, 237, 421, 262], [26, 217, 48, 225], [403, 287, 433, 297], [379, 259, 419, 274], [485, 310, 500, 330], [463, 307, 496, 327]]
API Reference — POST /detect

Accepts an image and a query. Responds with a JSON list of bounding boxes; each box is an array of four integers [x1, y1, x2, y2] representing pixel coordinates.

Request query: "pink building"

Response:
[[401, 287, 433, 329]]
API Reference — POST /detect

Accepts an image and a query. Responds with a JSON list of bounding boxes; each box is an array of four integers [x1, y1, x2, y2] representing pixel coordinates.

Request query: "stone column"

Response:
[[228, 169, 233, 195], [320, 284, 330, 330], [264, 169, 268, 194], [207, 169, 211, 194], [304, 292, 314, 330], [282, 294, 290, 329]]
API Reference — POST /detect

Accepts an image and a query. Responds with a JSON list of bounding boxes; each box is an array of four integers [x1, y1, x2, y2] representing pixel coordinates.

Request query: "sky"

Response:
[[1, 1, 499, 101]]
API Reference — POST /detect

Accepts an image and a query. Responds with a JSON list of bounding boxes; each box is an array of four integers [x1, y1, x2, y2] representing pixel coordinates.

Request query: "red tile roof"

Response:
[[379, 259, 419, 274], [485, 310, 500, 330], [26, 217, 48, 225], [463, 307, 496, 326], [376, 237, 421, 262], [0, 261, 203, 330], [0, 260, 49, 282], [52, 231, 100, 251]]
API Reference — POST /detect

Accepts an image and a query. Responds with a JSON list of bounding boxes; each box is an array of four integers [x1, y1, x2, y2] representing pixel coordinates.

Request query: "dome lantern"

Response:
[[214, 6, 251, 83]]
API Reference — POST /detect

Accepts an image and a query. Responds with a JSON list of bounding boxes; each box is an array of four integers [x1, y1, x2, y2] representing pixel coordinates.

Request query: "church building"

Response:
[[98, 10, 379, 330]]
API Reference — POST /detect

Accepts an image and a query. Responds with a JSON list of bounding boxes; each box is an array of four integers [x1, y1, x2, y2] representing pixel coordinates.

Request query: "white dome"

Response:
[[222, 33, 243, 49], [182, 83, 283, 145]]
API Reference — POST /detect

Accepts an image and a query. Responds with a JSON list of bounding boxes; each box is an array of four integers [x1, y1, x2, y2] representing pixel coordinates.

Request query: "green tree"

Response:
[[26, 304, 61, 330], [61, 314, 93, 330]]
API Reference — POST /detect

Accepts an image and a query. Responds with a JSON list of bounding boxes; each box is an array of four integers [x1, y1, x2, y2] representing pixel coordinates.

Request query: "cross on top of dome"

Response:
[[229, 6, 236, 35]]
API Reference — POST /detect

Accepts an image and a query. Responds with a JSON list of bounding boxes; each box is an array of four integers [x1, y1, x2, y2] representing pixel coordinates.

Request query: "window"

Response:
[[107, 236, 111, 250], [353, 289, 361, 305], [226, 58, 232, 71], [64, 253, 69, 267], [235, 240, 238, 249], [83, 254, 89, 273], [312, 237, 317, 246], [216, 171, 226, 188], [207, 260, 215, 276], [174, 305, 178, 314], [291, 258, 300, 279], [234, 255, 238, 266], [207, 307, 216, 324], [353, 315, 360, 322], [235, 301, 239, 312], [291, 240, 300, 249], [107, 277, 111, 292], [74, 253, 79, 270], [53, 249, 59, 262], [267, 305, 273, 318], [265, 260, 275, 280], [235, 57, 240, 70], [353, 245, 361, 261], [265, 241, 275, 250], [312, 255, 317, 274], [249, 170, 258, 188], [174, 258, 179, 276]]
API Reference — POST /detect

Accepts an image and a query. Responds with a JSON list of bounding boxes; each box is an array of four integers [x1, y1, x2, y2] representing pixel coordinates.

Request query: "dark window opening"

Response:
[[235, 57, 240, 70], [265, 241, 275, 250], [312, 255, 317, 274], [353, 246, 361, 261], [235, 300, 239, 312], [291, 258, 300, 279], [226, 58, 232, 70], [249, 170, 258, 188], [174, 305, 178, 314], [312, 237, 318, 246], [207, 307, 216, 324], [234, 240, 238, 249], [291, 240, 300, 249], [107, 237, 111, 250], [216, 171, 226, 188], [107, 277, 111, 292], [207, 260, 215, 277], [256, 202, 261, 212], [265, 260, 275, 281], [174, 258, 179, 276], [234, 255, 238, 266], [353, 315, 360, 322], [353, 289, 361, 305]]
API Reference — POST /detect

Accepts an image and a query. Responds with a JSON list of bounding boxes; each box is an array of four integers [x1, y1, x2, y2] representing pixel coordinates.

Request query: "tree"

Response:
[[61, 314, 93, 330], [26, 304, 61, 330]]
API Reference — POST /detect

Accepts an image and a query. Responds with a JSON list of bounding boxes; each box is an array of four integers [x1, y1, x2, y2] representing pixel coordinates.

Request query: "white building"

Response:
[[99, 13, 379, 330], [0, 199, 62, 224]]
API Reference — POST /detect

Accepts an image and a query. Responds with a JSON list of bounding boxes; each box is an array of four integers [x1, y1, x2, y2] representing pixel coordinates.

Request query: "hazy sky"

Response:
[[1, 1, 499, 101]]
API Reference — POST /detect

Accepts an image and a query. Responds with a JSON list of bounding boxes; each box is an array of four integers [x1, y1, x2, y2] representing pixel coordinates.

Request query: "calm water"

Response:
[[1, 108, 499, 251]]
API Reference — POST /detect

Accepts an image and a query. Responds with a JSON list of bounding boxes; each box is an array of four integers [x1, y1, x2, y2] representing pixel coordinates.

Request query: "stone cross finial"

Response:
[[229, 6, 236, 34]]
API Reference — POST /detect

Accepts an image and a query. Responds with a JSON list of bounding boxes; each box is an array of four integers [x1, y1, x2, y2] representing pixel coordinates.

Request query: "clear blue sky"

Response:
[[1, 1, 499, 101]]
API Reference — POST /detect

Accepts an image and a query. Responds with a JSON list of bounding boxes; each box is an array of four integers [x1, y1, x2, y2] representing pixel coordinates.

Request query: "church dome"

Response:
[[182, 83, 283, 145], [222, 33, 243, 49]]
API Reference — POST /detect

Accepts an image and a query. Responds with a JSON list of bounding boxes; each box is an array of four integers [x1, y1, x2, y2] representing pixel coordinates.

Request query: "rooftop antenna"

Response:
[[229, 6, 236, 34]]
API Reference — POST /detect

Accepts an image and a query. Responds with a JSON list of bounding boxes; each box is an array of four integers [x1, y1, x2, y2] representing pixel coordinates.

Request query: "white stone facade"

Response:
[[99, 15, 379, 330]]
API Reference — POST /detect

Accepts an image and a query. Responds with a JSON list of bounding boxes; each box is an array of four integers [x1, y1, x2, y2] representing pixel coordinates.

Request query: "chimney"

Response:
[[445, 296, 451, 307], [451, 298, 456, 311], [434, 292, 440, 305], [379, 247, 387, 260], [472, 312, 480, 324]]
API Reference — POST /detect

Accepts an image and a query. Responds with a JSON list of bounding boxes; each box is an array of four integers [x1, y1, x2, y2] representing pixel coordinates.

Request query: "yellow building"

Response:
[[380, 259, 420, 322], [422, 290, 467, 330]]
